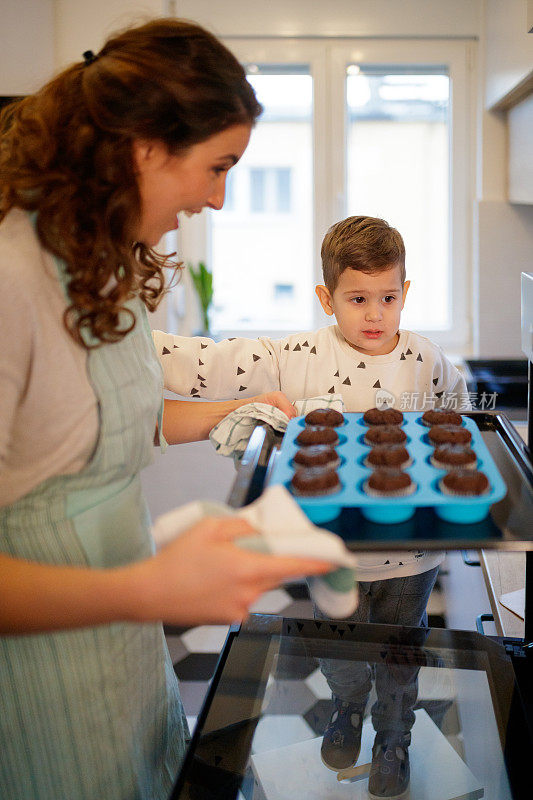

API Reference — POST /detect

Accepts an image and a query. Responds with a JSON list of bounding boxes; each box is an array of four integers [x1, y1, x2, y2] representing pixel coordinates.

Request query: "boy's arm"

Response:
[[434, 354, 472, 411], [152, 331, 282, 400]]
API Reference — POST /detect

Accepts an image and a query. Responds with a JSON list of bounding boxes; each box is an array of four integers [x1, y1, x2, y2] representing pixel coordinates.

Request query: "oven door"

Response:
[[171, 614, 531, 800]]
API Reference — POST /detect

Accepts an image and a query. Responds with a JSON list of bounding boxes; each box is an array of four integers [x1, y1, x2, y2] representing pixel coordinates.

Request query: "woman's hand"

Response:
[[162, 390, 297, 444], [247, 390, 297, 419], [130, 516, 331, 625]]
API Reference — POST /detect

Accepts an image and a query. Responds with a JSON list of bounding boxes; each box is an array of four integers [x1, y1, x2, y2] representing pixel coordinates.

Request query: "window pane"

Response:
[[250, 168, 265, 212], [210, 68, 313, 332], [346, 67, 450, 330]]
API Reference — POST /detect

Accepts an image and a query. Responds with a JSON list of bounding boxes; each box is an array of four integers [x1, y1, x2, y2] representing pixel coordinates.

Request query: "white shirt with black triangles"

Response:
[[153, 325, 469, 581]]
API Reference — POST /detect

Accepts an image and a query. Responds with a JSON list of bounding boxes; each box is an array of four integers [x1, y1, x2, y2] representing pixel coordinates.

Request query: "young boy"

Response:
[[153, 216, 468, 795]]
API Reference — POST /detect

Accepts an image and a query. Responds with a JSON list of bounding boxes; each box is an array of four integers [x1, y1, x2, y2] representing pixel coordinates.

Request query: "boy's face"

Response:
[[316, 264, 410, 356]]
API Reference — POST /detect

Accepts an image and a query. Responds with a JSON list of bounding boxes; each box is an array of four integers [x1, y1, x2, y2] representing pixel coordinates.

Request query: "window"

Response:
[[346, 67, 450, 331], [180, 39, 474, 347], [210, 63, 314, 332], [250, 167, 292, 213]]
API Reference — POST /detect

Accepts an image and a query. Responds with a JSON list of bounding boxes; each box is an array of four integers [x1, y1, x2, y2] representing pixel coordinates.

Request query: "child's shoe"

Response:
[[320, 695, 365, 770], [367, 730, 410, 799]]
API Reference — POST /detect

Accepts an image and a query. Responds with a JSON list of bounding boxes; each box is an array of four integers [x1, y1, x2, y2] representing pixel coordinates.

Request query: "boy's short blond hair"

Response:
[[321, 216, 406, 292]]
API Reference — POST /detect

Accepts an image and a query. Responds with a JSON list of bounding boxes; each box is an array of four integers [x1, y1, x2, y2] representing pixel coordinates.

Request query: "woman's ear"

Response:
[[132, 139, 167, 174], [315, 284, 334, 316]]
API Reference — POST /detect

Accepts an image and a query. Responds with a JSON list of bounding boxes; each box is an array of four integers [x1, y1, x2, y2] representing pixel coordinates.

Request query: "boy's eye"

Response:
[[351, 297, 365, 304], [383, 295, 396, 303]]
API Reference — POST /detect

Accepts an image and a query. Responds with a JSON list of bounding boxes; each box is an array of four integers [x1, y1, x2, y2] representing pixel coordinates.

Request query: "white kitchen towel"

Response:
[[151, 484, 358, 618], [209, 394, 345, 460]]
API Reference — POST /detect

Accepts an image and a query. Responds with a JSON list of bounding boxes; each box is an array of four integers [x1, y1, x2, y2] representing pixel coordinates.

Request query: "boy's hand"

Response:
[[248, 391, 297, 419]]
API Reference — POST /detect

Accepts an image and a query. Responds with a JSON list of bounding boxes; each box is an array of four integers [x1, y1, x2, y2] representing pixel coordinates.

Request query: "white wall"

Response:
[[53, 0, 162, 67], [0, 0, 54, 93], [176, 0, 480, 38], [484, 0, 533, 108]]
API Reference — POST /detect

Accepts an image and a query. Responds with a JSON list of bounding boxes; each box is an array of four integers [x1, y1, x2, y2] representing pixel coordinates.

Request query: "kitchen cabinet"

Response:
[[492, 70, 533, 205]]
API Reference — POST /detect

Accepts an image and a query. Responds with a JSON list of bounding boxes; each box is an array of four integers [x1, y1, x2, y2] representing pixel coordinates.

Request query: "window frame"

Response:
[[178, 37, 476, 349]]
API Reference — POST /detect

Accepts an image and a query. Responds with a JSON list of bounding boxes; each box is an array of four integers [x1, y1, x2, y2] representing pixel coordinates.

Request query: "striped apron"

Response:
[[0, 237, 188, 799]]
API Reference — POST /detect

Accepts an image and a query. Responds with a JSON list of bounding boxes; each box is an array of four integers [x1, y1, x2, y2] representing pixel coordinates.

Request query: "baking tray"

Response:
[[228, 412, 533, 552], [268, 412, 507, 525]]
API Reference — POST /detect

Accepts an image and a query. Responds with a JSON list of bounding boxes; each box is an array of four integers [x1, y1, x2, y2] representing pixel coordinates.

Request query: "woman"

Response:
[[0, 18, 329, 799]]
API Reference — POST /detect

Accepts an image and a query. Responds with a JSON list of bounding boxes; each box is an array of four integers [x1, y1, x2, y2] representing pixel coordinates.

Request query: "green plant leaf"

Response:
[[188, 261, 214, 331]]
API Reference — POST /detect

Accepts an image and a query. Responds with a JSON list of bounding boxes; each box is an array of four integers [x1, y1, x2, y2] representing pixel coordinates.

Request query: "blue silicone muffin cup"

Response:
[[268, 412, 507, 525]]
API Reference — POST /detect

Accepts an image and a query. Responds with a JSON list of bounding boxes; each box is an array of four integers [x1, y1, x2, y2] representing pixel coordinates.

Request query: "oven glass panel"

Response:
[[173, 615, 520, 800]]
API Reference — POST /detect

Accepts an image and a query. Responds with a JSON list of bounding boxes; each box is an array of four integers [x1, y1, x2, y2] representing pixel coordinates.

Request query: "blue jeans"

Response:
[[314, 567, 439, 736]]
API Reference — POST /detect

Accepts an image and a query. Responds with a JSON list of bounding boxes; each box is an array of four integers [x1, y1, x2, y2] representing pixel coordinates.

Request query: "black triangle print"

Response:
[[198, 359, 204, 366], [173, 344, 179, 348], [200, 382, 206, 388], [284, 344, 290, 350], [238, 385, 247, 392], [334, 370, 340, 377], [302, 341, 309, 347], [190, 388, 199, 395], [406, 348, 412, 355], [215, 443, 221, 450], [400, 353, 406, 360], [417, 353, 423, 362], [357, 362, 366, 369], [237, 367, 245, 375], [399, 562, 403, 566], [436, 391, 444, 398], [384, 560, 390, 564], [293, 344, 301, 351], [252, 354, 261, 361], [373, 380, 381, 388], [343, 376, 351, 386], [297, 622, 304, 632], [197, 374, 205, 380], [201, 343, 208, 349], [310, 346, 317, 354], [162, 347, 170, 355], [328, 386, 335, 393], [433, 377, 439, 385]]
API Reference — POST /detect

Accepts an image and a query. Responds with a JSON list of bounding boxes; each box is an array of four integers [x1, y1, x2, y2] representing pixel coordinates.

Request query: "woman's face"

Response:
[[133, 123, 252, 247]]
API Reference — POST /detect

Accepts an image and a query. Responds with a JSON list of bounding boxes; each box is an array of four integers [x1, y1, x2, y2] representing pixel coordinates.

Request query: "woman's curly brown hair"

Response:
[[0, 18, 262, 348]]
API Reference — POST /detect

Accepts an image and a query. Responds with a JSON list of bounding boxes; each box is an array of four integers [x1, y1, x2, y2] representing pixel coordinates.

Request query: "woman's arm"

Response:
[[162, 391, 297, 444], [0, 519, 331, 634]]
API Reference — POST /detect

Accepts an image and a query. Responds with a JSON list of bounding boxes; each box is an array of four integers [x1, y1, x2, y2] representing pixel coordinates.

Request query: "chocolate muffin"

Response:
[[363, 407, 404, 426], [290, 467, 341, 497], [364, 425, 407, 446], [364, 468, 416, 497], [304, 408, 345, 427], [421, 408, 463, 427], [293, 446, 340, 469], [296, 426, 339, 447], [365, 444, 411, 469], [428, 425, 472, 447], [431, 445, 477, 470], [440, 469, 490, 496]]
